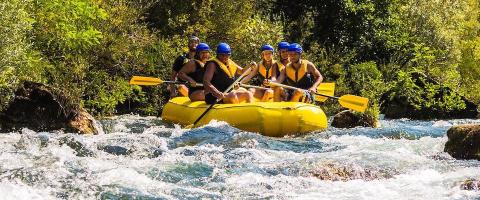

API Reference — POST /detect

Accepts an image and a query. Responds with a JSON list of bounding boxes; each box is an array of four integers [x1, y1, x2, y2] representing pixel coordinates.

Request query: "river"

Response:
[[0, 115, 479, 199]]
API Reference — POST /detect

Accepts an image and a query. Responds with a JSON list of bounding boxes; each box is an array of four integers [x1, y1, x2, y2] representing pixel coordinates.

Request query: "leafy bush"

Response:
[[0, 0, 46, 111]]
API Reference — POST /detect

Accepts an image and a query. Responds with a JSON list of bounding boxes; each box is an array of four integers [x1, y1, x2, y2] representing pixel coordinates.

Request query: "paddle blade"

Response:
[[315, 83, 335, 102], [129, 76, 163, 86], [338, 95, 369, 112]]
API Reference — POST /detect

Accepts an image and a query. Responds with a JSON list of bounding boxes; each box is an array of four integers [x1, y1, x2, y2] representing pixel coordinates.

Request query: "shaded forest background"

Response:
[[1, 0, 479, 119]]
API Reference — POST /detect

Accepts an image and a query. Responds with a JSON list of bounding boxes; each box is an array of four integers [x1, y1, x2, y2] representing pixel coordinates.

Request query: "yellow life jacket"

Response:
[[212, 58, 238, 78], [258, 60, 276, 79], [286, 60, 308, 82], [275, 60, 286, 73]]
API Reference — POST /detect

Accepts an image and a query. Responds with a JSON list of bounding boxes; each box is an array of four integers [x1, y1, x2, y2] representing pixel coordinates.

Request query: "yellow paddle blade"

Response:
[[338, 95, 369, 112], [315, 83, 335, 102], [129, 76, 163, 86]]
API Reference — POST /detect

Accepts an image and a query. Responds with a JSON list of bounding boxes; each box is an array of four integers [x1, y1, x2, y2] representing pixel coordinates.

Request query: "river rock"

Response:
[[460, 178, 480, 190], [306, 162, 395, 181], [444, 124, 480, 160], [331, 110, 378, 128], [0, 81, 99, 134], [59, 135, 95, 157], [100, 145, 131, 155], [381, 72, 478, 119]]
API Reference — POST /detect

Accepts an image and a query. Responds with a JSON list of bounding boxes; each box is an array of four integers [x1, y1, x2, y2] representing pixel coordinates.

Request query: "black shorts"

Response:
[[188, 86, 203, 96], [205, 93, 223, 104]]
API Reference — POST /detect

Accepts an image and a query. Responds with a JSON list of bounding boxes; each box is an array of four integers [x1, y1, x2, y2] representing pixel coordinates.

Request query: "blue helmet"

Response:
[[277, 42, 290, 50], [196, 43, 210, 52], [288, 43, 302, 54], [261, 44, 274, 52], [216, 43, 231, 55]]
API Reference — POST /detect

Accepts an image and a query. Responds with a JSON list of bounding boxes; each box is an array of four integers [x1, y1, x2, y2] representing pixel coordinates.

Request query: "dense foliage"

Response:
[[1, 0, 479, 118]]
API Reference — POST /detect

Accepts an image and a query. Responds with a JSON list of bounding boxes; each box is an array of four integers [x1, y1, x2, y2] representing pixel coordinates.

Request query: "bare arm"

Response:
[[178, 60, 197, 85], [203, 63, 224, 99], [275, 67, 286, 84], [308, 62, 323, 92], [170, 71, 178, 81], [240, 64, 258, 84], [270, 63, 279, 82]]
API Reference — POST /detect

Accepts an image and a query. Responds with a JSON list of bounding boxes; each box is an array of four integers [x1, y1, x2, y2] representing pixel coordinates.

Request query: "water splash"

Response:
[[0, 117, 479, 199]]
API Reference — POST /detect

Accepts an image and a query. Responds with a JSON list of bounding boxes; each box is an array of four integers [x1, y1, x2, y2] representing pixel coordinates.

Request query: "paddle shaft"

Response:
[[166, 81, 204, 87], [268, 82, 339, 99], [241, 84, 269, 90], [191, 66, 252, 126], [164, 81, 187, 84]]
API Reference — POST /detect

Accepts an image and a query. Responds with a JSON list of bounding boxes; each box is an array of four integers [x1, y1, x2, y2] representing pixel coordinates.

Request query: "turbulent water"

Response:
[[0, 115, 479, 200]]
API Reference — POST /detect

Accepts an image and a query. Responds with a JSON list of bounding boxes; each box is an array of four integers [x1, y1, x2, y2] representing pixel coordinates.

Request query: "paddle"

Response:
[[314, 82, 335, 102], [129, 76, 203, 87], [241, 83, 335, 103], [268, 82, 369, 112], [186, 65, 254, 128], [240, 84, 268, 90]]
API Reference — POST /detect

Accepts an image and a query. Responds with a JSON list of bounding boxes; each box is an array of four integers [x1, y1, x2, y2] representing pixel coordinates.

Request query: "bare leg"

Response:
[[188, 90, 205, 101], [239, 89, 254, 103], [177, 85, 189, 97], [290, 89, 304, 102], [223, 92, 239, 104], [274, 87, 288, 102], [223, 88, 254, 104], [261, 89, 274, 102], [252, 88, 263, 99], [251, 88, 274, 102]]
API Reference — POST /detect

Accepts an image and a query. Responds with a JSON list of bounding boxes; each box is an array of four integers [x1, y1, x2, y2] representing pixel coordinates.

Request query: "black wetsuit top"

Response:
[[187, 60, 205, 95]]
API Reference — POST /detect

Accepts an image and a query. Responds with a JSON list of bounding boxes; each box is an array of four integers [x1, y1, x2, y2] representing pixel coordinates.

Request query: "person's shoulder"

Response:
[[205, 60, 216, 67], [305, 60, 315, 67], [185, 59, 196, 66], [272, 61, 280, 67]]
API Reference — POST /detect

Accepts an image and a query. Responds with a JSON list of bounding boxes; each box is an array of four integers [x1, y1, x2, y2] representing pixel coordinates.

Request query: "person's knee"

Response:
[[238, 90, 251, 97], [265, 89, 274, 95], [225, 92, 236, 99], [238, 87, 248, 92], [189, 91, 205, 101], [293, 89, 303, 96]]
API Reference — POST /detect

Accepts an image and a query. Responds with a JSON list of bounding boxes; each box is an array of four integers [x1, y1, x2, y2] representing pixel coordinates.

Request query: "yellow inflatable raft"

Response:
[[161, 97, 327, 137]]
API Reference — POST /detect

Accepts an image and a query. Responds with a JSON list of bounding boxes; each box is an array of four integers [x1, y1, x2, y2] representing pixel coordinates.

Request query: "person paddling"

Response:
[[177, 43, 211, 101], [272, 41, 290, 101], [242, 44, 277, 102], [274, 43, 323, 103], [169, 36, 200, 98], [203, 43, 255, 104]]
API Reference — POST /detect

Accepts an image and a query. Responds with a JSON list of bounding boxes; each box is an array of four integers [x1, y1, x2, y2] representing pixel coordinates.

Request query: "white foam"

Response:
[[0, 181, 56, 200], [433, 120, 453, 127]]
